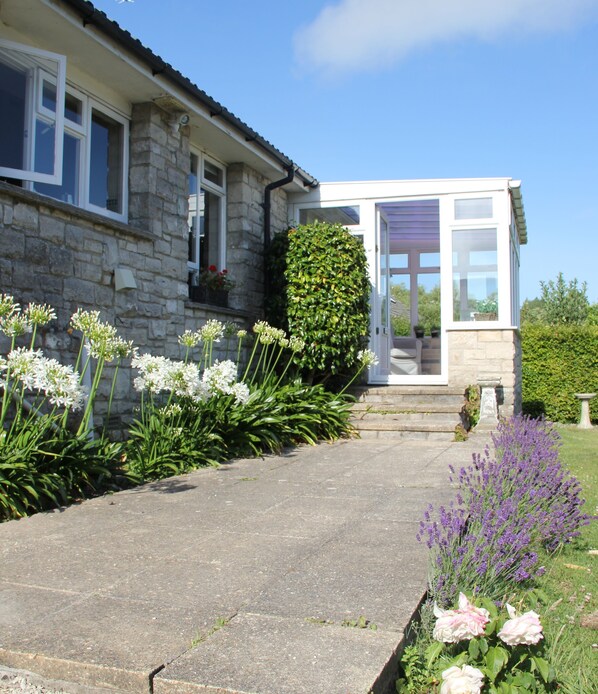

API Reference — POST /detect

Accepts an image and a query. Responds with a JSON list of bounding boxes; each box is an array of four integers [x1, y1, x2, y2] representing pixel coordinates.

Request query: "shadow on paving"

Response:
[[0, 434, 490, 694]]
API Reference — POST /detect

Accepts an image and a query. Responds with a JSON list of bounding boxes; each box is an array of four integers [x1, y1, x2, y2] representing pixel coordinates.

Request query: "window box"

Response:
[[189, 285, 229, 308]]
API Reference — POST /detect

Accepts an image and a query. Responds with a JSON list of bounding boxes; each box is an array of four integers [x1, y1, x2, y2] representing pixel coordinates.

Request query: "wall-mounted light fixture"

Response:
[[114, 267, 137, 291], [169, 112, 190, 134]]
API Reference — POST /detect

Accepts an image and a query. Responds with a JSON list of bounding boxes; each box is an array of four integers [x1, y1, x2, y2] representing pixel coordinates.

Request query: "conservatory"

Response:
[[288, 178, 526, 400]]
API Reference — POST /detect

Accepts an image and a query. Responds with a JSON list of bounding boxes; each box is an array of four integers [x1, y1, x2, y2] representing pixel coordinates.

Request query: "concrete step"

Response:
[[355, 428, 457, 441], [351, 402, 459, 415], [349, 385, 465, 440], [351, 413, 459, 431]]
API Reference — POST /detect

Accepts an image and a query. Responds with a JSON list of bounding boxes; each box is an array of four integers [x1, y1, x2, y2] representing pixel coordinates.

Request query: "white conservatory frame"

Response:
[[288, 178, 527, 386]]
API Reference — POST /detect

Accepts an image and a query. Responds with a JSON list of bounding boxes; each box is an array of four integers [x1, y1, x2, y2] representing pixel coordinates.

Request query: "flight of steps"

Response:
[[349, 385, 466, 440]]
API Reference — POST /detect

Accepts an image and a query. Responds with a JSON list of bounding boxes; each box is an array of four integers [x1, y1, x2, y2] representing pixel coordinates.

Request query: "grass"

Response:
[[536, 426, 598, 693]]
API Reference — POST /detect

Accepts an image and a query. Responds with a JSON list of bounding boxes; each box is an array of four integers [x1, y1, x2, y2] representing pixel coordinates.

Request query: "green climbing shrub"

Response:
[[266, 222, 370, 383], [521, 324, 598, 422]]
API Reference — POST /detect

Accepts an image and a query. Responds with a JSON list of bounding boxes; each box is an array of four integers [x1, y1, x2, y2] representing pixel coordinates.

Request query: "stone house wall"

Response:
[[0, 101, 288, 428], [448, 329, 522, 417]]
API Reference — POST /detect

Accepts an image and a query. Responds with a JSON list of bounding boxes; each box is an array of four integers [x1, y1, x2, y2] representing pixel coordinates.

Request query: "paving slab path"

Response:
[[0, 434, 490, 694]]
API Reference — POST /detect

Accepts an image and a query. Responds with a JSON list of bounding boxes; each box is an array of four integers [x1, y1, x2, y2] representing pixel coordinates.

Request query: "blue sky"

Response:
[[95, 0, 598, 301]]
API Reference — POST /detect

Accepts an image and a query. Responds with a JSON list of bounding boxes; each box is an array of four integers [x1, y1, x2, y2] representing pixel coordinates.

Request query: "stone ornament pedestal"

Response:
[[475, 377, 502, 430], [574, 393, 596, 429]]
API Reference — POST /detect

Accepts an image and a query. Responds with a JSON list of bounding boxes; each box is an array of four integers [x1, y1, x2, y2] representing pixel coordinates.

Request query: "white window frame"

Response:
[[85, 99, 129, 222], [29, 87, 128, 223], [0, 38, 65, 184], [188, 151, 226, 284]]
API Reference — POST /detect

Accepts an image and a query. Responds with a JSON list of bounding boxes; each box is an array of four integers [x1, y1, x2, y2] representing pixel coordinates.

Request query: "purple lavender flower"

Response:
[[419, 416, 590, 606]]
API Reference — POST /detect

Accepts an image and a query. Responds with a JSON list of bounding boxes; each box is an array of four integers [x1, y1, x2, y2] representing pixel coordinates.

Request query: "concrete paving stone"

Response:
[[0, 594, 218, 693], [0, 501, 138, 545], [97, 554, 277, 613], [150, 528, 321, 570], [245, 533, 429, 631], [0, 536, 153, 594], [0, 582, 86, 632], [363, 486, 457, 523], [154, 612, 403, 694], [229, 493, 374, 540]]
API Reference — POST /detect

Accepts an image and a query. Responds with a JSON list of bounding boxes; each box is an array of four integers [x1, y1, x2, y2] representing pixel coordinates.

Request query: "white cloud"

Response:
[[294, 0, 598, 77]]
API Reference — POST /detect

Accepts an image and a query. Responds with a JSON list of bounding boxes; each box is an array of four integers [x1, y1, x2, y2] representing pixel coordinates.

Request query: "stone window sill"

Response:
[[0, 181, 155, 243]]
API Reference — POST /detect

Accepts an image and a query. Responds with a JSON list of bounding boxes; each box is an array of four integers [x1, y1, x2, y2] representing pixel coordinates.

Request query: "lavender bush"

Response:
[[418, 416, 589, 606]]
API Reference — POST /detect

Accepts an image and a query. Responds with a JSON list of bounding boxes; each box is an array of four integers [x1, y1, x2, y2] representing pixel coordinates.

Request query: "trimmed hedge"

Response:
[[521, 324, 598, 422], [266, 223, 370, 383]]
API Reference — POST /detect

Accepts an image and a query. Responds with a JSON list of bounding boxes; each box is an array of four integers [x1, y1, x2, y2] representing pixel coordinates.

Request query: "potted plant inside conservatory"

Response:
[[190, 266, 234, 307], [473, 297, 498, 321]]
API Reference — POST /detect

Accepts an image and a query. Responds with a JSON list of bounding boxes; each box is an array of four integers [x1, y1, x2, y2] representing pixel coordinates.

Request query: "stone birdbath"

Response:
[[574, 393, 596, 429]]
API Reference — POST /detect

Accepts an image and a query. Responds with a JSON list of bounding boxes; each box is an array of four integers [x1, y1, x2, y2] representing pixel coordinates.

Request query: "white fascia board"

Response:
[[23, 0, 308, 191], [289, 177, 515, 204]]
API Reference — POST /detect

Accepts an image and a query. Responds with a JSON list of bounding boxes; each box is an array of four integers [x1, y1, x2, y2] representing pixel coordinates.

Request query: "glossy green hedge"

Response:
[[521, 324, 598, 422], [266, 223, 370, 382]]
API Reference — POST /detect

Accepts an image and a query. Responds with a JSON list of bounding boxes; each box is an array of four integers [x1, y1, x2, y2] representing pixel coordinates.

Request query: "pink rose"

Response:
[[440, 665, 485, 694], [498, 603, 543, 646], [433, 593, 490, 643]]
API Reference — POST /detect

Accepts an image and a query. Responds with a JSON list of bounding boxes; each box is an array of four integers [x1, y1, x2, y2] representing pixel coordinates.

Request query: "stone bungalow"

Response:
[[0, 0, 527, 424]]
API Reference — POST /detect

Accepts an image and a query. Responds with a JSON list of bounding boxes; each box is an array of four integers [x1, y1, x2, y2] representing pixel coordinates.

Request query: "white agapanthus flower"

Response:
[[203, 359, 238, 394], [199, 319, 224, 342], [132, 353, 172, 394], [5, 348, 45, 389], [230, 381, 250, 405], [357, 349, 378, 367], [166, 361, 210, 402], [0, 313, 32, 337], [178, 330, 201, 348], [33, 358, 85, 410], [288, 336, 305, 353], [0, 293, 19, 319], [70, 308, 102, 334], [24, 303, 56, 326], [4, 348, 84, 409]]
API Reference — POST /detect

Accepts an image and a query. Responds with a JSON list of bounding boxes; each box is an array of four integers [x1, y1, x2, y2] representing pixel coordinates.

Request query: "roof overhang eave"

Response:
[[509, 180, 527, 244]]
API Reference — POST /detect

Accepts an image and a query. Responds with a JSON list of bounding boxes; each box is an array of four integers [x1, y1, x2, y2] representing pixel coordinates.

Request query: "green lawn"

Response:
[[537, 426, 598, 693]]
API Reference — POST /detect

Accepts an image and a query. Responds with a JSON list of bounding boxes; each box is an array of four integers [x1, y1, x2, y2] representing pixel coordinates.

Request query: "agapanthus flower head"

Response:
[[1, 313, 32, 337], [237, 329, 248, 339], [202, 359, 238, 394], [289, 336, 305, 353], [132, 353, 171, 394], [223, 322, 238, 338], [178, 330, 201, 348], [0, 293, 19, 319], [166, 361, 209, 402], [357, 348, 378, 367], [110, 337, 135, 360], [33, 358, 85, 409], [252, 320, 270, 335], [70, 308, 102, 335], [24, 303, 56, 327], [5, 348, 44, 389], [230, 381, 250, 405], [199, 319, 224, 342]]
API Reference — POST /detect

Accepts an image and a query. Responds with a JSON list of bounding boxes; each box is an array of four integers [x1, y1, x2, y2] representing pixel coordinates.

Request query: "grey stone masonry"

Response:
[[448, 329, 522, 418], [226, 163, 288, 320], [0, 101, 289, 430]]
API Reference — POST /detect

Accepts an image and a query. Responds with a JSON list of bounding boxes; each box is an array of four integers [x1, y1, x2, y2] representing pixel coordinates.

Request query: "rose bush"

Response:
[[397, 592, 556, 692]]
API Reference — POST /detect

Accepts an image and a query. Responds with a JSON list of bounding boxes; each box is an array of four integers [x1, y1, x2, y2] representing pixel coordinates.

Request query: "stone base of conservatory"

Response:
[[447, 328, 522, 418]]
